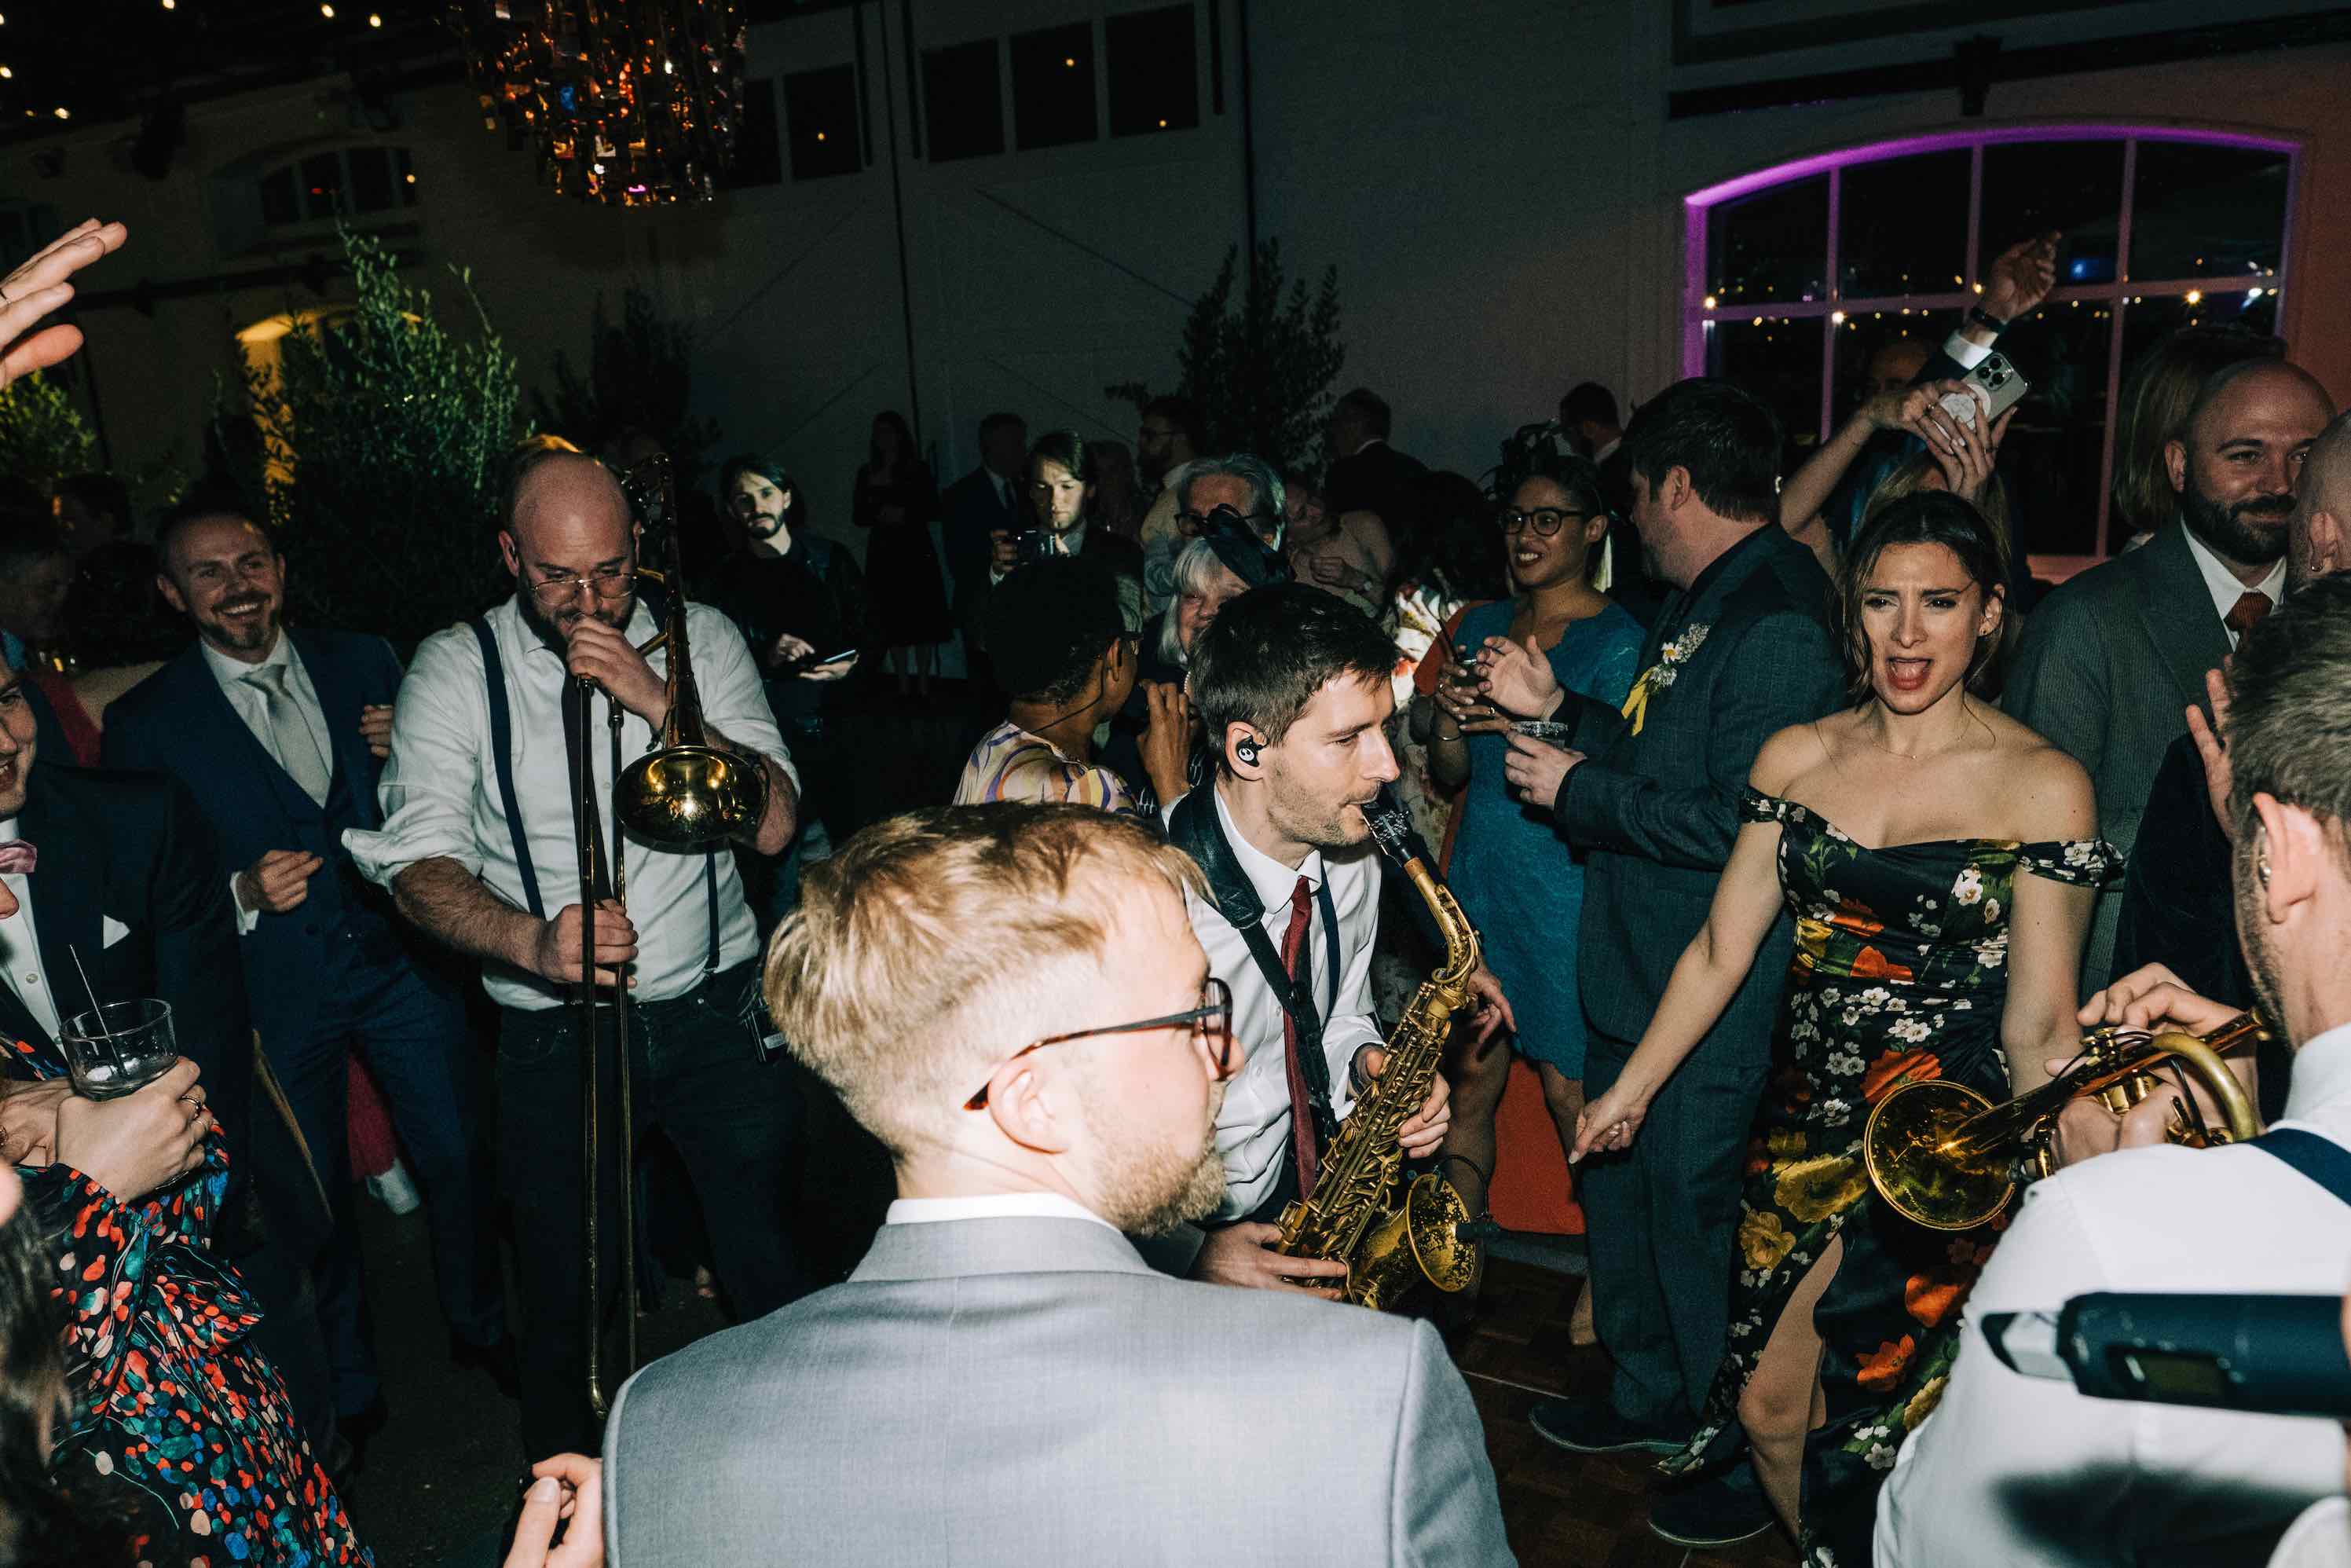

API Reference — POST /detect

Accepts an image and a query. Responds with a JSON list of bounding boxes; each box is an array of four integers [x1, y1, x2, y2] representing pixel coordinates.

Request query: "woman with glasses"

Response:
[[1406, 452, 1642, 1326]]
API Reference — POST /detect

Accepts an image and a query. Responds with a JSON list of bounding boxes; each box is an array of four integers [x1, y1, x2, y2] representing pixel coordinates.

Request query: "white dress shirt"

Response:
[[345, 595, 796, 1011], [885, 1191, 1116, 1232], [2272, 1500, 2351, 1568], [1877, 1021, 2351, 1568], [1181, 784, 1382, 1221], [2182, 525, 2287, 649], [207, 631, 332, 936], [0, 815, 60, 1041]]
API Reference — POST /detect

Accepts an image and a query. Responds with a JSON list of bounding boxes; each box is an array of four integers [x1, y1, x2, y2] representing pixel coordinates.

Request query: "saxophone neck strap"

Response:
[[2250, 1128, 2351, 1207], [1167, 786, 1342, 1141]]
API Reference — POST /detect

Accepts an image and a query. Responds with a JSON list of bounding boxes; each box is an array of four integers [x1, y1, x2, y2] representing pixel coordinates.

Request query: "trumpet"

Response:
[[1861, 1012, 2267, 1233], [580, 455, 767, 1419]]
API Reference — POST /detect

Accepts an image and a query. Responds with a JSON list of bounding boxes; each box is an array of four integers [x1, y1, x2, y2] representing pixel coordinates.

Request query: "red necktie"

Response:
[[1280, 875, 1320, 1196], [2227, 591, 2272, 638]]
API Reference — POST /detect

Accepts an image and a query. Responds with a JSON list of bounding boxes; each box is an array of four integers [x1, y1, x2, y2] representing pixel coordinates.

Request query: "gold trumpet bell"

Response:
[[1862, 1078, 2014, 1232], [617, 743, 767, 848]]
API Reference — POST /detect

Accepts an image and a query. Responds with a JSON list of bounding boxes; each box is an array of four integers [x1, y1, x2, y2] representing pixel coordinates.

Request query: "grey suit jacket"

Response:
[[603, 1216, 1514, 1567], [2002, 521, 2228, 988], [1554, 523, 1845, 1060]]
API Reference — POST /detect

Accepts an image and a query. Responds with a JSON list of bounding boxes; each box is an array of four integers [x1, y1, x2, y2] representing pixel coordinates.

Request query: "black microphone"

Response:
[[1984, 1292, 2351, 1419]]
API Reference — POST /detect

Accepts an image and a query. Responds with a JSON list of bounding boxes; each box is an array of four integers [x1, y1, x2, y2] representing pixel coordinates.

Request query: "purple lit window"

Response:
[[1684, 126, 2299, 562]]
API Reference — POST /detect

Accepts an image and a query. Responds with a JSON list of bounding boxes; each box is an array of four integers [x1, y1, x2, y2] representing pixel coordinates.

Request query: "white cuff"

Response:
[[229, 871, 261, 937], [1943, 331, 1990, 369]]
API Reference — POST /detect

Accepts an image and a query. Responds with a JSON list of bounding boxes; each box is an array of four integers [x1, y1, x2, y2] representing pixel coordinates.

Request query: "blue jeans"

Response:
[[269, 943, 501, 1416]]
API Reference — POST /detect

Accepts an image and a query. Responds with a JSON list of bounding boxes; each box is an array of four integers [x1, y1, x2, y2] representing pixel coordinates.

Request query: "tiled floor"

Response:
[[1458, 1257, 1798, 1568]]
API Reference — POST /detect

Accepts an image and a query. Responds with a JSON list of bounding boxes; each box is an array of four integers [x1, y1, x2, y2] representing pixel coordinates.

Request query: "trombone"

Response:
[[580, 456, 770, 1419]]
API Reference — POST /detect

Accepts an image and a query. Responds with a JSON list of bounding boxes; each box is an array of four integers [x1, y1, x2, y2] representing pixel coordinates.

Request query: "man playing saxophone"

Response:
[[1877, 573, 2351, 1568], [1159, 583, 1513, 1291], [346, 445, 811, 1463]]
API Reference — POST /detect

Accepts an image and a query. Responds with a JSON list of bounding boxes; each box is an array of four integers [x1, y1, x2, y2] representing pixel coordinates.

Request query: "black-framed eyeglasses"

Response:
[[1179, 507, 1277, 533], [529, 566, 637, 606], [964, 977, 1235, 1111], [1499, 507, 1591, 538]]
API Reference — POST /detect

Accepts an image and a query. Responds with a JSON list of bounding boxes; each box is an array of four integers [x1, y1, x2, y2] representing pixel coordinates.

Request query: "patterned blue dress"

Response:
[[1445, 599, 1645, 1075]]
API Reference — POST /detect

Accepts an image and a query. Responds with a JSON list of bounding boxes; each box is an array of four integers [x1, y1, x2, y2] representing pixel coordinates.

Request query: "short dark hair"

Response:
[[979, 411, 1026, 444], [1836, 491, 2012, 702], [1619, 377, 1781, 526], [53, 472, 130, 537], [155, 492, 269, 566], [986, 554, 1127, 705], [718, 452, 805, 532], [1141, 395, 1203, 450], [2227, 572, 2351, 854], [1558, 382, 1620, 429], [1334, 387, 1391, 439], [1188, 583, 1395, 768], [0, 511, 65, 575]]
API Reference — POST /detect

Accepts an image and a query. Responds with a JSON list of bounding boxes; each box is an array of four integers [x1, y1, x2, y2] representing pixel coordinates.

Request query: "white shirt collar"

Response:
[[1212, 781, 1324, 912], [0, 815, 17, 846], [200, 626, 292, 688], [884, 1192, 1115, 1231], [2180, 524, 2286, 632], [2283, 1021, 2351, 1123]]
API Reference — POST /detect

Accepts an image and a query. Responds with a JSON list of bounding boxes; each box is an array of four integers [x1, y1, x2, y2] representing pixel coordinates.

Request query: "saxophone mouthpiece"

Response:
[[1364, 786, 1432, 868]]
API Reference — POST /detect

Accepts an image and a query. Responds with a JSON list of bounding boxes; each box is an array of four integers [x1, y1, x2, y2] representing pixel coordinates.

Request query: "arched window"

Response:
[[1684, 126, 2298, 566], [258, 145, 419, 228]]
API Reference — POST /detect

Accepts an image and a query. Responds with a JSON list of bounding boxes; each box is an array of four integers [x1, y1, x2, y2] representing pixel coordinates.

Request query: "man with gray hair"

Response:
[[600, 804, 1514, 1566]]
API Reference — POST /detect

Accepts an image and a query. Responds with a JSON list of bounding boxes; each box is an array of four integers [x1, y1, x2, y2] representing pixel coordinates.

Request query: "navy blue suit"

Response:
[[103, 629, 502, 1415]]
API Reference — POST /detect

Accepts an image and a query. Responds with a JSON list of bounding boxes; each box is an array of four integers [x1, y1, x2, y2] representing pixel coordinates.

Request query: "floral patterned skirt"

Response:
[[1662, 976, 2011, 1568]]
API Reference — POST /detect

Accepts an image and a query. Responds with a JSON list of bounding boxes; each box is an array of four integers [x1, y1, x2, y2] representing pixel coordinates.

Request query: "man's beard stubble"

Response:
[[2181, 480, 2292, 568], [2232, 836, 2290, 1032], [1081, 1084, 1231, 1237], [518, 586, 633, 657]]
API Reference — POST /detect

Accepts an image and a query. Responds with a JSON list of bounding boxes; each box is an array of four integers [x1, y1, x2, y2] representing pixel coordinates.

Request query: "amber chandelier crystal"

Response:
[[447, 0, 748, 207]]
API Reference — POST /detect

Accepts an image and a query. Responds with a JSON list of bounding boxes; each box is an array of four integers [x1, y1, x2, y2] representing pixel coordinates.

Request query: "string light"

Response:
[[368, 12, 382, 24], [52, 105, 68, 119], [0, 67, 10, 79], [452, 0, 749, 207]]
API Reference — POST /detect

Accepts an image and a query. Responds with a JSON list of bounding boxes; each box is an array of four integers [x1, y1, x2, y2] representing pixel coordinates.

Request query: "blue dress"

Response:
[[1445, 598, 1644, 1076]]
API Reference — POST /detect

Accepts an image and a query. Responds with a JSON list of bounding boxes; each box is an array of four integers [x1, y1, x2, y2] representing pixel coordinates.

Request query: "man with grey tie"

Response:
[[602, 803, 1514, 1566], [104, 500, 511, 1454]]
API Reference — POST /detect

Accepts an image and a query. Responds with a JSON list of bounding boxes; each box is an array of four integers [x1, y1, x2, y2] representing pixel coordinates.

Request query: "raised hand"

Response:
[[0, 218, 128, 391], [1476, 633, 1562, 719], [236, 849, 324, 914], [1139, 679, 1193, 806], [53, 1058, 212, 1200], [1359, 1046, 1452, 1156], [504, 1455, 604, 1568], [359, 703, 395, 760], [564, 618, 667, 726], [1983, 231, 2060, 325], [2185, 665, 2235, 837]]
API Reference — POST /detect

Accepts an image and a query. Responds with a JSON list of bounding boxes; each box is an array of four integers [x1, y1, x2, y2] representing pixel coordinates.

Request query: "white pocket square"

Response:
[[101, 916, 130, 949]]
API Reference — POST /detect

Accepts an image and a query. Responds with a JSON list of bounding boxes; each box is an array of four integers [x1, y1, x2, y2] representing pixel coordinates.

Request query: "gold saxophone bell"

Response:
[[1861, 1012, 2268, 1232]]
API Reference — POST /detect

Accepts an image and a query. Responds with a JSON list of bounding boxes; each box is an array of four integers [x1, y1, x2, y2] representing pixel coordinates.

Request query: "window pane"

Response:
[[1838, 150, 1969, 300], [1987, 299, 2115, 559], [1830, 312, 1943, 423], [261, 167, 299, 227], [1010, 23, 1097, 151], [1706, 175, 1826, 306], [1108, 5, 1196, 137], [1982, 141, 2122, 288], [1705, 315, 1823, 457], [722, 79, 785, 187], [785, 64, 860, 180], [2130, 141, 2289, 284], [397, 148, 419, 206], [348, 146, 394, 213], [922, 39, 1004, 163], [301, 152, 345, 221]]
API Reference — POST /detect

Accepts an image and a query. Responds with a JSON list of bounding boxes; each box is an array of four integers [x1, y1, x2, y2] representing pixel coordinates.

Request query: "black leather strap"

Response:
[[1167, 788, 1340, 1145], [2253, 1128, 2351, 1207], [470, 617, 544, 920]]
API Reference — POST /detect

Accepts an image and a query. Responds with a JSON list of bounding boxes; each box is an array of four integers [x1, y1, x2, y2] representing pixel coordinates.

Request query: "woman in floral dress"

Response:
[[1575, 492, 2117, 1565]]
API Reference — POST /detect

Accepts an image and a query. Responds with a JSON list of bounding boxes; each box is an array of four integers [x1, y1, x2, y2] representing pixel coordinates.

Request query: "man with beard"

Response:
[[346, 445, 807, 1461], [104, 501, 512, 1451], [600, 803, 1513, 1566], [1876, 571, 2351, 1568], [1159, 584, 1511, 1291], [2008, 356, 2333, 988]]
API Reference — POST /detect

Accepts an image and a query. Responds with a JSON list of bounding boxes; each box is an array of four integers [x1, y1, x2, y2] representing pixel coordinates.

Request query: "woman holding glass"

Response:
[[1408, 454, 1642, 1302]]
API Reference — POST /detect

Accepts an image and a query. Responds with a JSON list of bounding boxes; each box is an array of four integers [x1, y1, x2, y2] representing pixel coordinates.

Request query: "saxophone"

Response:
[[1275, 788, 1485, 1310]]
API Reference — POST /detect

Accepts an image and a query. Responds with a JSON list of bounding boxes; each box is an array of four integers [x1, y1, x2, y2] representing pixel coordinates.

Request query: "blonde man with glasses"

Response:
[[600, 803, 1514, 1566], [348, 445, 807, 1464]]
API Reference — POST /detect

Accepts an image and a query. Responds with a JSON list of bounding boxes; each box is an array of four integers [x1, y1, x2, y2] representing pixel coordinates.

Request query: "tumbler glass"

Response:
[[60, 998, 179, 1101]]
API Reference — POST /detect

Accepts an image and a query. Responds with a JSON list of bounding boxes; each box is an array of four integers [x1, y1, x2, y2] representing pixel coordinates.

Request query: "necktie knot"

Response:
[[2227, 591, 2272, 636], [244, 663, 293, 695], [1289, 875, 1313, 918], [0, 841, 33, 876]]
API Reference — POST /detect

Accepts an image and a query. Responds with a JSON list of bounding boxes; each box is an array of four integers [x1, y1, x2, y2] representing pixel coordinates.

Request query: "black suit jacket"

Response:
[[101, 630, 427, 1053], [943, 466, 1023, 641], [1551, 524, 1845, 1053], [4, 764, 253, 1160]]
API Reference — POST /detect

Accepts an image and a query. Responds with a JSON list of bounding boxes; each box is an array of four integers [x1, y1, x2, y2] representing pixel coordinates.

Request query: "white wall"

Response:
[[2, 0, 2342, 554]]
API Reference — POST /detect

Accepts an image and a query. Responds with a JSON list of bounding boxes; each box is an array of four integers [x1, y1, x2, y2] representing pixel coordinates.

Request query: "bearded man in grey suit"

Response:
[[2005, 355, 2332, 988], [600, 803, 1513, 1567]]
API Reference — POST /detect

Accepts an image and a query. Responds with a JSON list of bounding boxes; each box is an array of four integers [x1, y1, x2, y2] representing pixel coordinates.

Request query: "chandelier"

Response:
[[447, 0, 749, 207]]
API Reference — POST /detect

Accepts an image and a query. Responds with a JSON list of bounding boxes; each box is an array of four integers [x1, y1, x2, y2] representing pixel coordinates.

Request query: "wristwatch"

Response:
[[1966, 303, 2009, 334]]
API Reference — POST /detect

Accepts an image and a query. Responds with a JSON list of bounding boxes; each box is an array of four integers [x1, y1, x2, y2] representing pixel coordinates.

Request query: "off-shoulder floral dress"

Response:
[[12, 1039, 371, 1566], [1661, 791, 2118, 1567]]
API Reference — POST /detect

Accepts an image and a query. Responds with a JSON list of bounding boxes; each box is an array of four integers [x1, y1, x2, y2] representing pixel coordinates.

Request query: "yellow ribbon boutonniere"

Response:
[[1619, 623, 1711, 737]]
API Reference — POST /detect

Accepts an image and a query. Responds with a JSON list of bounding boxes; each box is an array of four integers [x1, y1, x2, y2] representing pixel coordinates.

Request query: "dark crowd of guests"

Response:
[[0, 202, 2348, 1568]]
